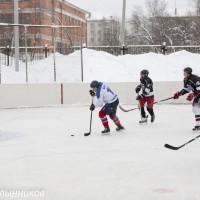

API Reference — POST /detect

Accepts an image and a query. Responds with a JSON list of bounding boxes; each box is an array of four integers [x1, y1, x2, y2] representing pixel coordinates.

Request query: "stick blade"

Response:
[[119, 105, 128, 112], [84, 132, 91, 136], [164, 143, 180, 150]]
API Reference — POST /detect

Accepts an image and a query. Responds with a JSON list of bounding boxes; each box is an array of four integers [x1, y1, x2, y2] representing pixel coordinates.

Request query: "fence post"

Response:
[[53, 27, 56, 82], [5, 45, 11, 66], [80, 27, 83, 82], [24, 25, 28, 82], [161, 42, 167, 55], [43, 44, 49, 58], [121, 45, 127, 55]]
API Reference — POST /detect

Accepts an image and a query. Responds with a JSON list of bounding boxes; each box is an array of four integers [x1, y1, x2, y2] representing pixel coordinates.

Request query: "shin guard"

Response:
[[99, 111, 109, 128]]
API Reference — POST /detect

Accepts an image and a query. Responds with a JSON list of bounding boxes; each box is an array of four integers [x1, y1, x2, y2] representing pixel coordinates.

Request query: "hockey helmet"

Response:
[[90, 80, 100, 89], [183, 67, 192, 74], [140, 69, 149, 76]]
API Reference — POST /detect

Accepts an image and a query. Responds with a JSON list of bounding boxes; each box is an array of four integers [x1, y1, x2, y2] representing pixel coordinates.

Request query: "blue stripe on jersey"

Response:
[[96, 82, 103, 99], [110, 94, 117, 103]]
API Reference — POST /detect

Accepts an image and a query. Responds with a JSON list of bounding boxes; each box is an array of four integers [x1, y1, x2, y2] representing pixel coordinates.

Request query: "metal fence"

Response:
[[85, 45, 200, 55], [0, 46, 46, 66], [0, 46, 76, 66], [0, 23, 83, 82], [1, 44, 200, 68]]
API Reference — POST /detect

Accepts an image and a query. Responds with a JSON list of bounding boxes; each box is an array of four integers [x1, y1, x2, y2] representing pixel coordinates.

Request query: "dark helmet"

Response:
[[183, 67, 192, 74], [90, 80, 100, 89], [140, 69, 149, 76]]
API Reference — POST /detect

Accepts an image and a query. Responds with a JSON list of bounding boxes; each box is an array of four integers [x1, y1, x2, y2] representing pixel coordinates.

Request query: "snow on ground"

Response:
[[1, 49, 200, 83], [0, 105, 200, 200]]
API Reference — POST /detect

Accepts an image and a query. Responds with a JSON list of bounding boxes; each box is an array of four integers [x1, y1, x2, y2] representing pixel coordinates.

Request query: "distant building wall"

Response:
[[0, 0, 89, 48], [87, 18, 120, 46]]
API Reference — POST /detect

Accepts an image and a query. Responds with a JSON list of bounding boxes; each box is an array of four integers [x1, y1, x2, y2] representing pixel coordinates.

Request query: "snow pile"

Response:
[[1, 49, 200, 83]]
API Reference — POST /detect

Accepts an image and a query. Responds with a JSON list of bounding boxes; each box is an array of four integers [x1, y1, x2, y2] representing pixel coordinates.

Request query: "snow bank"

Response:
[[1, 49, 200, 83]]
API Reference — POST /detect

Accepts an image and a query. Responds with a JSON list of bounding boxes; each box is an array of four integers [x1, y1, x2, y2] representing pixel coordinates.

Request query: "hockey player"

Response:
[[173, 67, 200, 131], [89, 80, 124, 134], [135, 69, 155, 123]]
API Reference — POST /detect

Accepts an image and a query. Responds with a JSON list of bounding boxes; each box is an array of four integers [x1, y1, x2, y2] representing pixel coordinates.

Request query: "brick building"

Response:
[[0, 0, 90, 52]]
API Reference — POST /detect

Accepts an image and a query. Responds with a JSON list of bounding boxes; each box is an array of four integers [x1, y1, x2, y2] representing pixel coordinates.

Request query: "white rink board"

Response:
[[62, 82, 189, 105], [0, 84, 61, 108], [0, 82, 189, 109]]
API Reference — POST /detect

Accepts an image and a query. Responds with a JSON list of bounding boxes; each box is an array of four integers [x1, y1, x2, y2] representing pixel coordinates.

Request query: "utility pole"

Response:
[[175, 0, 177, 16], [52, 0, 55, 45], [14, 0, 19, 71], [120, 0, 126, 55]]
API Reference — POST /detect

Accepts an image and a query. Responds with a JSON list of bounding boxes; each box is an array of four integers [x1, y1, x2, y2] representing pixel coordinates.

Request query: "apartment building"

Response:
[[87, 17, 120, 46], [0, 0, 90, 50]]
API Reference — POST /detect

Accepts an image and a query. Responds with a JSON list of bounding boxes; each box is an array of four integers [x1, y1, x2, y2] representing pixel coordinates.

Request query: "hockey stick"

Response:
[[119, 105, 139, 112], [84, 97, 94, 136], [119, 93, 141, 112], [119, 97, 173, 112], [164, 134, 200, 150]]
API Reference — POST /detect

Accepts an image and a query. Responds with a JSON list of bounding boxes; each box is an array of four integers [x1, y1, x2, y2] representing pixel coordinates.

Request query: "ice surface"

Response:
[[0, 105, 199, 200]]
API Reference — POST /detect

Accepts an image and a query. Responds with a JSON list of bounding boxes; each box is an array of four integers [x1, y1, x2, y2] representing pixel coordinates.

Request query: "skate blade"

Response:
[[192, 129, 200, 132], [139, 121, 147, 124], [101, 132, 111, 136]]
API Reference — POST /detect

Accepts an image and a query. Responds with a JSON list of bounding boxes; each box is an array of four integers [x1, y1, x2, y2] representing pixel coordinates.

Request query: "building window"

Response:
[[98, 38, 101, 42], [91, 38, 94, 42], [0, 13, 13, 23], [0, 0, 11, 2], [19, 0, 30, 2], [19, 13, 30, 24]]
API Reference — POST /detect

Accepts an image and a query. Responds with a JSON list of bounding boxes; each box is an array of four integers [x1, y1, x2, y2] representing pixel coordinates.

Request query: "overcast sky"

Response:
[[67, 0, 192, 18]]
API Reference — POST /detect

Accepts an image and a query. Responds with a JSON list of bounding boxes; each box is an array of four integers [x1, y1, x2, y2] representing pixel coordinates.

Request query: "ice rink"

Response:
[[0, 104, 200, 200]]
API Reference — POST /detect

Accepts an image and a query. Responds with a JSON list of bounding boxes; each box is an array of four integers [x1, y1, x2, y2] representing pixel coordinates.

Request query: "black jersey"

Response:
[[180, 74, 200, 95], [137, 77, 154, 98]]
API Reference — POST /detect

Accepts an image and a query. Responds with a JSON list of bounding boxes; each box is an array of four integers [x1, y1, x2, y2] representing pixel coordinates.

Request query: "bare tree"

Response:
[[127, 0, 200, 48], [128, 0, 169, 51], [101, 16, 120, 46], [192, 0, 200, 15]]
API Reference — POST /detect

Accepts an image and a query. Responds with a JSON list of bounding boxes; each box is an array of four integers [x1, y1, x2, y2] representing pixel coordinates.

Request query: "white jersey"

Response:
[[93, 82, 118, 107]]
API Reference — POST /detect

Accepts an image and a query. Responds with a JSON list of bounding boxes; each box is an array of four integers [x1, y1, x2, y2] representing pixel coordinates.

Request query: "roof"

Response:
[[61, 0, 90, 16]]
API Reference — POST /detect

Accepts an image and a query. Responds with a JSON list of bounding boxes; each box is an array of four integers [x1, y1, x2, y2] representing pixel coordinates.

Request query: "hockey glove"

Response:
[[186, 92, 196, 101], [135, 85, 141, 93], [89, 90, 95, 97], [136, 95, 144, 100], [90, 104, 95, 111], [173, 92, 181, 99]]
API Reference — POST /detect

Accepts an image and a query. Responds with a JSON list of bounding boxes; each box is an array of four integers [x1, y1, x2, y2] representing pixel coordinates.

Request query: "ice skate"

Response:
[[151, 114, 155, 123], [139, 116, 148, 124], [101, 127, 110, 134], [192, 126, 200, 131], [116, 125, 125, 131]]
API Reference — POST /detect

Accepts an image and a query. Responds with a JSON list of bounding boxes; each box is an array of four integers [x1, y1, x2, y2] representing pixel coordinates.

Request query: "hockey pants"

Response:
[[99, 99, 121, 128]]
